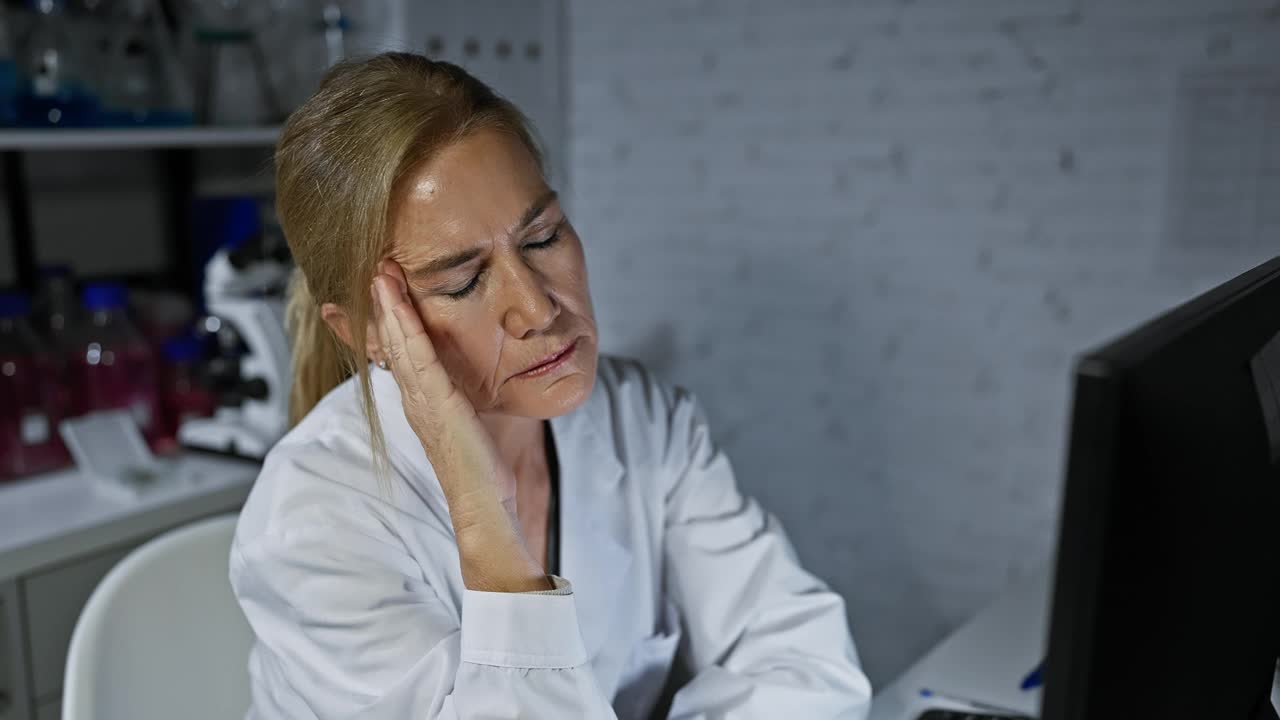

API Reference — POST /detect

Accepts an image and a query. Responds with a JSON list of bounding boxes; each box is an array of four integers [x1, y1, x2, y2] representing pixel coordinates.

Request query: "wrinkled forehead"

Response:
[[389, 130, 549, 260]]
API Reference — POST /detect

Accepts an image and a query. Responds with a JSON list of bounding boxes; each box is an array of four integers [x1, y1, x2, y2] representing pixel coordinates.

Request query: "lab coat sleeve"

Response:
[[229, 466, 617, 719], [659, 389, 873, 720]]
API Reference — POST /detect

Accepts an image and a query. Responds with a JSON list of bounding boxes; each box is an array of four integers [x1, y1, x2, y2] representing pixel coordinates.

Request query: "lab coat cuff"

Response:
[[460, 575, 588, 669], [522, 574, 573, 596]]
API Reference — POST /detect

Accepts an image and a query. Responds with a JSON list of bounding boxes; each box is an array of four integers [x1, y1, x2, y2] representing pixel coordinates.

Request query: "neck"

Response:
[[477, 412, 545, 472]]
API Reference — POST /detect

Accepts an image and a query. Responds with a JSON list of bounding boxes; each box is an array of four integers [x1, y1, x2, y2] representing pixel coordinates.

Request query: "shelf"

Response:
[[0, 126, 281, 151]]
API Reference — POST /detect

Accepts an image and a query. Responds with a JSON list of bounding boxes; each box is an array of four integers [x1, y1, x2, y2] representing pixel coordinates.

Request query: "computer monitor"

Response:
[[1043, 256, 1280, 720]]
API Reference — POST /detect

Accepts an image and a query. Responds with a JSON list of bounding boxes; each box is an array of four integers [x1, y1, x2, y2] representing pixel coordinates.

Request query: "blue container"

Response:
[[81, 282, 129, 311], [0, 290, 30, 318]]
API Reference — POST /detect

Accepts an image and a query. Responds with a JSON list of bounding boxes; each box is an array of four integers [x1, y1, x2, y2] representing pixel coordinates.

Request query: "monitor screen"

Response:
[[1043, 256, 1280, 720]]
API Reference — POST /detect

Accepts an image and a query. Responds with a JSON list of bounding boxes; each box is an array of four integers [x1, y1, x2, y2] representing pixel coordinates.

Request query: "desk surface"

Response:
[[0, 454, 260, 578], [869, 568, 1051, 720]]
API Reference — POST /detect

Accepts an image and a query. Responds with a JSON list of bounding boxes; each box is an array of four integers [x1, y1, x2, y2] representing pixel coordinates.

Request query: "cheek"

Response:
[[551, 238, 594, 310], [418, 300, 506, 392]]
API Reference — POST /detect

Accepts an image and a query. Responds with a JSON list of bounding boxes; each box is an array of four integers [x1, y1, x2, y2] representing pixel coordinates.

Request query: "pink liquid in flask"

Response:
[[0, 291, 70, 480], [75, 283, 163, 448]]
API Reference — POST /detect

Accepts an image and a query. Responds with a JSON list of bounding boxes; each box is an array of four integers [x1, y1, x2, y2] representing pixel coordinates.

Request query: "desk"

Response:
[[0, 454, 259, 720], [869, 570, 1051, 720]]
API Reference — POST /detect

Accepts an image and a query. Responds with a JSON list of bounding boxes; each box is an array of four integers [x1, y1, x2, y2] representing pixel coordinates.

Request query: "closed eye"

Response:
[[445, 271, 482, 299], [524, 227, 562, 251], [445, 223, 564, 300]]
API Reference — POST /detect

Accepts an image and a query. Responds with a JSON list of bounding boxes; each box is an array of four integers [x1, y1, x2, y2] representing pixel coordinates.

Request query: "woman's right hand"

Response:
[[371, 260, 550, 592], [371, 261, 516, 514]]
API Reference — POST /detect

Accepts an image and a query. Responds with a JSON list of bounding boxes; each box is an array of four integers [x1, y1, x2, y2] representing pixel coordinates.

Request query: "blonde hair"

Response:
[[277, 52, 545, 467]]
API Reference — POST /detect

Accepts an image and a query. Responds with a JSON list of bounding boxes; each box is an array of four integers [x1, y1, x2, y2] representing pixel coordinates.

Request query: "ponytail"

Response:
[[284, 269, 352, 426], [283, 267, 390, 487]]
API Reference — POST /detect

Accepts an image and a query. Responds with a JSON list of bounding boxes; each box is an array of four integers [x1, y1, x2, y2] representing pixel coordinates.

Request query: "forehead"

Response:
[[390, 130, 547, 257]]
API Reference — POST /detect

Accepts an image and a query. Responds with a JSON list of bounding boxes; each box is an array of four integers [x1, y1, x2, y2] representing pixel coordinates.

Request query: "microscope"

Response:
[[178, 234, 291, 459]]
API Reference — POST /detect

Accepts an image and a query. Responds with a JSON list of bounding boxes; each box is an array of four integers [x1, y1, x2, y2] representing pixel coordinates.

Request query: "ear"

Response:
[[320, 303, 381, 360]]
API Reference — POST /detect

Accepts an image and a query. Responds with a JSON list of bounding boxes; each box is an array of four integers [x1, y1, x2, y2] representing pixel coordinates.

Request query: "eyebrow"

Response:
[[405, 189, 559, 279]]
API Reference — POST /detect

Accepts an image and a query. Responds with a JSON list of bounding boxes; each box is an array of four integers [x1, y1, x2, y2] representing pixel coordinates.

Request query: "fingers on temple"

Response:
[[373, 271, 451, 399]]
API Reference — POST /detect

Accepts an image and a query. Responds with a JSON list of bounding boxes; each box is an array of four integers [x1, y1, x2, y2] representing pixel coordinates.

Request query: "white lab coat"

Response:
[[230, 355, 872, 719]]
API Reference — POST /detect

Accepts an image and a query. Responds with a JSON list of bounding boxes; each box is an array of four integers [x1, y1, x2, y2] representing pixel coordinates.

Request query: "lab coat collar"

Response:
[[370, 363, 632, 661], [550, 375, 632, 661]]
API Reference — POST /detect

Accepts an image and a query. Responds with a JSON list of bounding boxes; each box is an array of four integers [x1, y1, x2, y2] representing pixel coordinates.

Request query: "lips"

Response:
[[517, 338, 578, 376]]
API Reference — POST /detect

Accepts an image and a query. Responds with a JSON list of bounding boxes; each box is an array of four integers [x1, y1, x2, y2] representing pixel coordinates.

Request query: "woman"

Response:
[[231, 52, 872, 719]]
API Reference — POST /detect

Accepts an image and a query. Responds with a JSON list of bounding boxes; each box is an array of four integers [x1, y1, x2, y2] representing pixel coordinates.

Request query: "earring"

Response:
[[377, 359, 389, 370]]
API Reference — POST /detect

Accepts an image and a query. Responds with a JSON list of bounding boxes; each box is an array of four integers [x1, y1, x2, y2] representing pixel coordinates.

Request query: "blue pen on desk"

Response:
[[1020, 661, 1044, 691], [919, 688, 1022, 715]]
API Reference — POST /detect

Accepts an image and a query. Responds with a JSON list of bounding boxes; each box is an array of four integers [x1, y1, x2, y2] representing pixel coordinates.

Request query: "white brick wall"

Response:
[[566, 0, 1280, 683]]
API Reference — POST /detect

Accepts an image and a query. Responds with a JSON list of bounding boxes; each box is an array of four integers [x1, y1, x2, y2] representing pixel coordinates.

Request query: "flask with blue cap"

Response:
[[75, 282, 162, 445]]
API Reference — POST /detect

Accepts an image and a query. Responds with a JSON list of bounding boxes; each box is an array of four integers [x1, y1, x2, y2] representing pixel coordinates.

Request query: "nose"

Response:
[[500, 259, 559, 339]]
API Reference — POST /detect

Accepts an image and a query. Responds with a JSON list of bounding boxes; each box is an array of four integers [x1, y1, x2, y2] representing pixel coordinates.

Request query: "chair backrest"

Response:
[[63, 514, 253, 720]]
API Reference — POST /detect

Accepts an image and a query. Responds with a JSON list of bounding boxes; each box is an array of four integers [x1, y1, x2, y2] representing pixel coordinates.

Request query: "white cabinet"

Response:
[[24, 545, 136, 704], [0, 594, 13, 720], [33, 700, 58, 720], [1, 582, 29, 720]]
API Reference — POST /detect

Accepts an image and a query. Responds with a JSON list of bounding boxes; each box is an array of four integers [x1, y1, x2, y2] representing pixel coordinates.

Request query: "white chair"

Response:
[[63, 514, 253, 720]]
